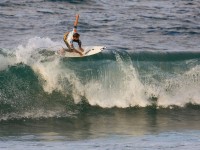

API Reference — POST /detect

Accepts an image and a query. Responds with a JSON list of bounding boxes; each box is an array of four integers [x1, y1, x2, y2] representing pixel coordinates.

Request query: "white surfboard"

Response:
[[56, 46, 106, 57]]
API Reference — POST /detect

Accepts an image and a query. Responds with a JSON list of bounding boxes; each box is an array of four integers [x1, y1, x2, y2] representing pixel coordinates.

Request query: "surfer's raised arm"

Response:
[[73, 14, 79, 32]]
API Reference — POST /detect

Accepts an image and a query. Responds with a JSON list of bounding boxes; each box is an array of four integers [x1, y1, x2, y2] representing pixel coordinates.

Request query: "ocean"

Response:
[[1, 0, 200, 149]]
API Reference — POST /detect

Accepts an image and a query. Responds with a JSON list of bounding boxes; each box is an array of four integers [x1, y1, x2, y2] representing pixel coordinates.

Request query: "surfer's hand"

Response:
[[76, 14, 79, 19]]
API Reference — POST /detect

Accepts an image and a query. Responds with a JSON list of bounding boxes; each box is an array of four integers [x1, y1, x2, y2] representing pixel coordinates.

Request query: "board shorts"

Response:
[[63, 32, 72, 50]]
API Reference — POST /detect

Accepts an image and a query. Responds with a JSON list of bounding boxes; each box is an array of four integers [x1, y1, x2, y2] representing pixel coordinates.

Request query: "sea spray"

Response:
[[157, 65, 200, 107], [84, 52, 149, 108], [15, 37, 63, 65]]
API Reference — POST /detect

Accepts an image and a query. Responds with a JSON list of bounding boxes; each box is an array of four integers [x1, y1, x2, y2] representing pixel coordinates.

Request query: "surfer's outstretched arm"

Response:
[[74, 14, 79, 32]]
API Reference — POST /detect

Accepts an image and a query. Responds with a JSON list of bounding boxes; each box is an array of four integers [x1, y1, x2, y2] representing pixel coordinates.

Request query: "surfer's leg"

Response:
[[63, 40, 73, 52], [63, 32, 73, 51], [63, 32, 69, 41]]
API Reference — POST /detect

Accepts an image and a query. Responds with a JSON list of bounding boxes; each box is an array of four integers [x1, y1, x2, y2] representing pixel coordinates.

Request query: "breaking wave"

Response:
[[1, 37, 200, 120]]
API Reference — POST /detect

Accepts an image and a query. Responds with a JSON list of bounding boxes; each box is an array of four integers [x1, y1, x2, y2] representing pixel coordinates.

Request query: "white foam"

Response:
[[32, 59, 84, 104], [15, 37, 63, 65], [157, 65, 200, 107], [0, 55, 15, 71], [84, 53, 149, 108]]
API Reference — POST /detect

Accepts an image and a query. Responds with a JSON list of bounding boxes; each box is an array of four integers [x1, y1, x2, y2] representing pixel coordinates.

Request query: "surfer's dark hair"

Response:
[[73, 33, 80, 38]]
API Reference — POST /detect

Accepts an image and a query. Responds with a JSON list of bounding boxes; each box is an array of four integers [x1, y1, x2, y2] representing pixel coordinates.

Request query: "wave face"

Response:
[[1, 37, 200, 120]]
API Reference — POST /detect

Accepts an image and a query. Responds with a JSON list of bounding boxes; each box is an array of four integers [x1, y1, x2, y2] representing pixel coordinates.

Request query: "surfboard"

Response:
[[55, 46, 106, 57]]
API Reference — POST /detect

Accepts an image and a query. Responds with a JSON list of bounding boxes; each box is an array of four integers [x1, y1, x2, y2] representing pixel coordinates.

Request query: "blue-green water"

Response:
[[1, 0, 200, 149]]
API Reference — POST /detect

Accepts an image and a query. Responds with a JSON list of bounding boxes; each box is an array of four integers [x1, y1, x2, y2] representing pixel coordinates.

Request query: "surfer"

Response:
[[62, 14, 84, 56]]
